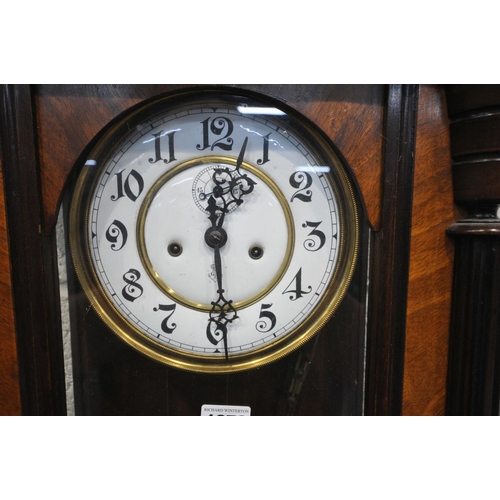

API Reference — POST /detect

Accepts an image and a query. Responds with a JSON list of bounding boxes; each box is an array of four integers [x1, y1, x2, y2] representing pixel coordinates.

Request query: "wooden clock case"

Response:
[[2, 84, 494, 415]]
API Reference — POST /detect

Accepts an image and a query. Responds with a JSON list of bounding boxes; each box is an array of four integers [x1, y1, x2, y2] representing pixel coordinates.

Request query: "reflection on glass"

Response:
[[237, 106, 286, 116]]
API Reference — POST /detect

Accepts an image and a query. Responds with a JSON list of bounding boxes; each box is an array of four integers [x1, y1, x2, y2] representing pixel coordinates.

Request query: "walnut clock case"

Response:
[[63, 87, 370, 415], [2, 84, 419, 416]]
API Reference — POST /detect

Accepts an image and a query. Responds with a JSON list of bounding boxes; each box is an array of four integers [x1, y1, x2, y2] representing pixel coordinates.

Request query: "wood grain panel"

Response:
[[34, 84, 384, 233], [0, 162, 21, 415], [403, 85, 455, 416], [278, 84, 385, 230]]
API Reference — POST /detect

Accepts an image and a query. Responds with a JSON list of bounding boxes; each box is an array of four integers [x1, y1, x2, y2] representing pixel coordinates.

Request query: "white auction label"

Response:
[[201, 404, 251, 416]]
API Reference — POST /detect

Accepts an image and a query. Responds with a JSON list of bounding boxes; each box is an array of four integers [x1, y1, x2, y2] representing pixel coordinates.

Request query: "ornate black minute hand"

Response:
[[204, 137, 256, 360], [205, 193, 236, 359]]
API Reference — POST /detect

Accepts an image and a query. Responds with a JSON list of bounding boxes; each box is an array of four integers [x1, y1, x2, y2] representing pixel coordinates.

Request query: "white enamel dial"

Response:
[[70, 90, 358, 373]]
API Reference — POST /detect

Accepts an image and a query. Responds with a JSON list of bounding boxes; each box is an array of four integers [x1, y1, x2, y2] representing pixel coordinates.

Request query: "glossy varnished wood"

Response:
[[403, 85, 455, 416], [3, 84, 420, 415], [0, 85, 66, 415], [365, 85, 419, 415], [453, 160, 500, 205], [445, 84, 500, 117], [445, 85, 500, 415], [0, 161, 21, 415], [446, 230, 500, 414], [446, 85, 500, 207], [34, 84, 385, 233], [6, 84, 500, 415], [449, 113, 500, 158]]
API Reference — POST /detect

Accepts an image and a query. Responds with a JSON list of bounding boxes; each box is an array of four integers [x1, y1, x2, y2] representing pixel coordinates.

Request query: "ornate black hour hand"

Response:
[[226, 137, 256, 210], [204, 137, 256, 360], [209, 138, 256, 221]]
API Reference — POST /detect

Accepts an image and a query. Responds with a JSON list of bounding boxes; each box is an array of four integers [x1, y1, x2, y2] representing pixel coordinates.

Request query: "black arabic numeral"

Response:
[[289, 171, 313, 202], [148, 130, 177, 164], [111, 169, 144, 202], [206, 318, 226, 346], [197, 117, 210, 151], [122, 269, 143, 302], [302, 221, 326, 252], [257, 133, 271, 165], [197, 117, 234, 151], [255, 303, 277, 333], [282, 268, 312, 301], [153, 303, 177, 334], [105, 219, 128, 251]]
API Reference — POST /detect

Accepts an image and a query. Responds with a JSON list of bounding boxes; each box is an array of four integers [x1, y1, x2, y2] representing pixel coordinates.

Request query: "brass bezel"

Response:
[[69, 89, 359, 374]]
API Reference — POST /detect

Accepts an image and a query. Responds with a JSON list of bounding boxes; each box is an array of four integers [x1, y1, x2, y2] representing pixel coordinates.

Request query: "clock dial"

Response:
[[70, 89, 359, 373]]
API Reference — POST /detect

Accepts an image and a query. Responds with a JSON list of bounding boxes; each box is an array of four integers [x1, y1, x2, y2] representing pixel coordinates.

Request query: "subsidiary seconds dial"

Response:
[[70, 88, 359, 373]]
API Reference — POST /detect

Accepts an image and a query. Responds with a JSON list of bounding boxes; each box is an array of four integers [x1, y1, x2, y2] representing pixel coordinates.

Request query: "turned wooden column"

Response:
[[445, 85, 500, 415]]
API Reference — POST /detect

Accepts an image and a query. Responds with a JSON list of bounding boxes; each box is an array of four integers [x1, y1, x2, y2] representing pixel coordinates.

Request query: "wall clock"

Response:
[[69, 87, 360, 375], [3, 84, 430, 416]]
